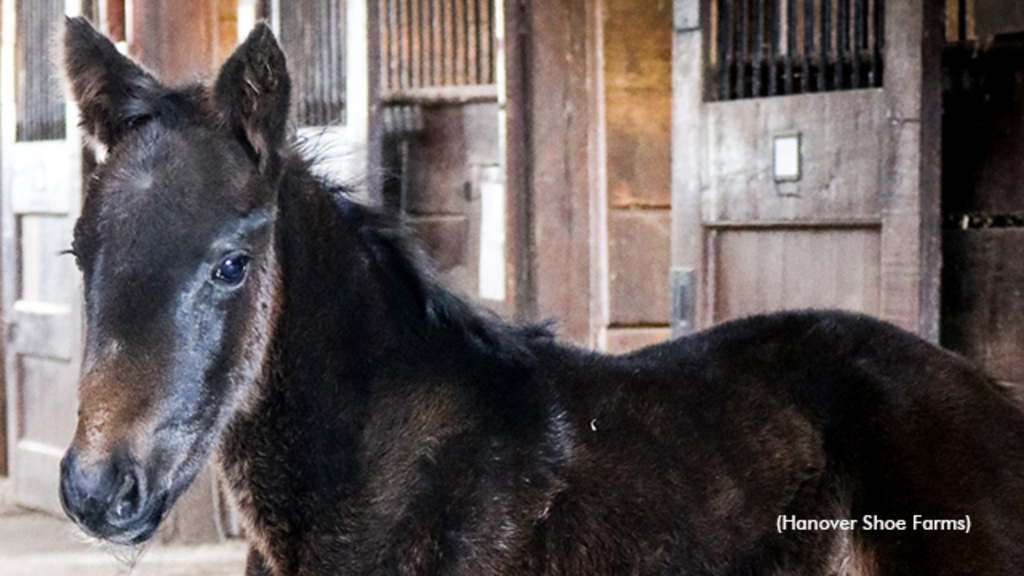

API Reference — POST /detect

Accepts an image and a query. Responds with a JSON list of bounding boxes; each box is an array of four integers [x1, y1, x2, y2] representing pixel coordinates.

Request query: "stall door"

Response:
[[2, 0, 84, 514], [672, 0, 940, 339]]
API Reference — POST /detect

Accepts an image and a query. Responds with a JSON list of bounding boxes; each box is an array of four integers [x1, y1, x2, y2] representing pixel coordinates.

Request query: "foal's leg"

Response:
[[245, 547, 274, 576]]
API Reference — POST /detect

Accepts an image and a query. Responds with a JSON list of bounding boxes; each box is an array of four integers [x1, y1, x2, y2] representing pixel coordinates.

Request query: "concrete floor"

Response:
[[0, 507, 248, 576]]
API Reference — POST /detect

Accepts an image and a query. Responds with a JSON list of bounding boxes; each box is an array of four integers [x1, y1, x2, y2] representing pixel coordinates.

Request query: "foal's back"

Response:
[[538, 310, 1024, 574]]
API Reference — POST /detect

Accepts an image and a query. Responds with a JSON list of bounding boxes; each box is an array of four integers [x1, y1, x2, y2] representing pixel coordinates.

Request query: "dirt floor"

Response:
[[0, 505, 247, 576]]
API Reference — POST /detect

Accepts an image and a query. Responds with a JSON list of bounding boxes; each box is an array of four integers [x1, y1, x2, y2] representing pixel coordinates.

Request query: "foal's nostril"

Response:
[[108, 465, 145, 524], [59, 447, 149, 531]]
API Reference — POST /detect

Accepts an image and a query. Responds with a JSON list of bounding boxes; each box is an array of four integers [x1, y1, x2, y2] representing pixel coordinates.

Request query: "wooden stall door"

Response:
[[2, 0, 84, 515], [672, 0, 941, 338]]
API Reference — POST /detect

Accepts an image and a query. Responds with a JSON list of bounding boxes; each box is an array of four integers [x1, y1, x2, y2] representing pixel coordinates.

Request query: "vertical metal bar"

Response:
[[427, 0, 435, 85], [874, 0, 884, 86], [417, 0, 426, 88], [738, 0, 748, 98], [385, 0, 394, 92], [957, 0, 966, 42], [754, 0, 764, 97], [406, 0, 416, 89], [718, 0, 731, 100], [474, 0, 483, 84], [853, 0, 865, 88], [488, 0, 495, 83], [395, 0, 405, 90], [820, 0, 831, 91], [803, 0, 814, 92], [468, 0, 475, 83], [454, 0, 464, 84], [770, 0, 779, 96], [836, 0, 848, 89], [785, 0, 796, 94], [438, 0, 446, 84]]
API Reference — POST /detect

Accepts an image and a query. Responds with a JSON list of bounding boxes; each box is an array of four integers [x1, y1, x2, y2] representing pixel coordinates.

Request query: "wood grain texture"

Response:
[[703, 89, 886, 223], [714, 228, 881, 323], [524, 0, 594, 344], [609, 210, 672, 326]]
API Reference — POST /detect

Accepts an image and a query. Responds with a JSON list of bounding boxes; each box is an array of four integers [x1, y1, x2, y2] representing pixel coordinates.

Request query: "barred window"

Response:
[[707, 0, 885, 101], [278, 0, 347, 126], [380, 0, 497, 100], [16, 0, 66, 141]]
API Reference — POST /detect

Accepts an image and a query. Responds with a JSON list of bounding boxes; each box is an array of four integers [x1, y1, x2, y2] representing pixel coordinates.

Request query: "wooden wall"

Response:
[[602, 0, 673, 352], [390, 102, 502, 308], [130, 0, 237, 85], [505, 0, 599, 344]]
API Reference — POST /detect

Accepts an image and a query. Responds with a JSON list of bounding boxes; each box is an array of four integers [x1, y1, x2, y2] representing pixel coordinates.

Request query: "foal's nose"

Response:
[[60, 447, 147, 534]]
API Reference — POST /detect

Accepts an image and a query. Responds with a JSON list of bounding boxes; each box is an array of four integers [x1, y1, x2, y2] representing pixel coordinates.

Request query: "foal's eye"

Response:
[[213, 255, 249, 285]]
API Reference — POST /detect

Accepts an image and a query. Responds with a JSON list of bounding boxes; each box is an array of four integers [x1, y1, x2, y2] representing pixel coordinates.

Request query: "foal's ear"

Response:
[[63, 17, 161, 147], [214, 23, 290, 172]]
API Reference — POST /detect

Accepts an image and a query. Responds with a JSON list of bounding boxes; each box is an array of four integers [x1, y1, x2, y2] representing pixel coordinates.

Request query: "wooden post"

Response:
[[504, 0, 599, 345], [880, 0, 943, 341]]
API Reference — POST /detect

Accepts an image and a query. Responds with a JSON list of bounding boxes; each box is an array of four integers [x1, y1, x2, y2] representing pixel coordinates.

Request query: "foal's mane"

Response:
[[292, 158, 554, 369]]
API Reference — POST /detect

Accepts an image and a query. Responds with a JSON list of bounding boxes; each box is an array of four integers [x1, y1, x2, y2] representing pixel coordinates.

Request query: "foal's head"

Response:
[[59, 18, 291, 544]]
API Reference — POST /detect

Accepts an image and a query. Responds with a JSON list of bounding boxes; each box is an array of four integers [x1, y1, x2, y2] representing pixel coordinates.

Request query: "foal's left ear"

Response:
[[214, 23, 291, 172]]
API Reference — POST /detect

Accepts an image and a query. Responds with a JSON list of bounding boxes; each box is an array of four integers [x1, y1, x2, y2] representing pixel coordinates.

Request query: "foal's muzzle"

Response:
[[59, 447, 163, 544]]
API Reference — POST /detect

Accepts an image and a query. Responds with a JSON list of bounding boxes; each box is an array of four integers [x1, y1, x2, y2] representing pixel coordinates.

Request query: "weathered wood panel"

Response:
[[130, 0, 237, 84], [602, 0, 672, 347], [604, 0, 672, 209], [703, 89, 885, 223], [514, 0, 595, 344], [608, 210, 671, 326], [401, 102, 498, 304], [713, 227, 881, 323]]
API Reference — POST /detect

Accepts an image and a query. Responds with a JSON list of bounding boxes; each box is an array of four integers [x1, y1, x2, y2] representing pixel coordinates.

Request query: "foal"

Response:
[[59, 17, 1024, 576]]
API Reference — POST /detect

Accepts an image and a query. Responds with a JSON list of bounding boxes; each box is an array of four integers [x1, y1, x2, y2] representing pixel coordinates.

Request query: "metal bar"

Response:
[[385, 0, 395, 93], [785, 0, 796, 94], [438, 0, 446, 86], [769, 0, 779, 96], [718, 0, 731, 100], [464, 0, 473, 84], [739, 0, 748, 98], [406, 0, 415, 89], [488, 0, 495, 83], [803, 0, 814, 92], [820, 0, 831, 91], [836, 0, 848, 89], [753, 0, 764, 96], [872, 0, 884, 87], [417, 0, 425, 89], [454, 0, 464, 84], [958, 0, 966, 42], [853, 0, 865, 88], [474, 0, 483, 84]]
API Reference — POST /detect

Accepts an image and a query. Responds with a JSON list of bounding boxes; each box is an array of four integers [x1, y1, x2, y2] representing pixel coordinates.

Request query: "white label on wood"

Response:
[[479, 166, 505, 301], [773, 134, 801, 182]]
